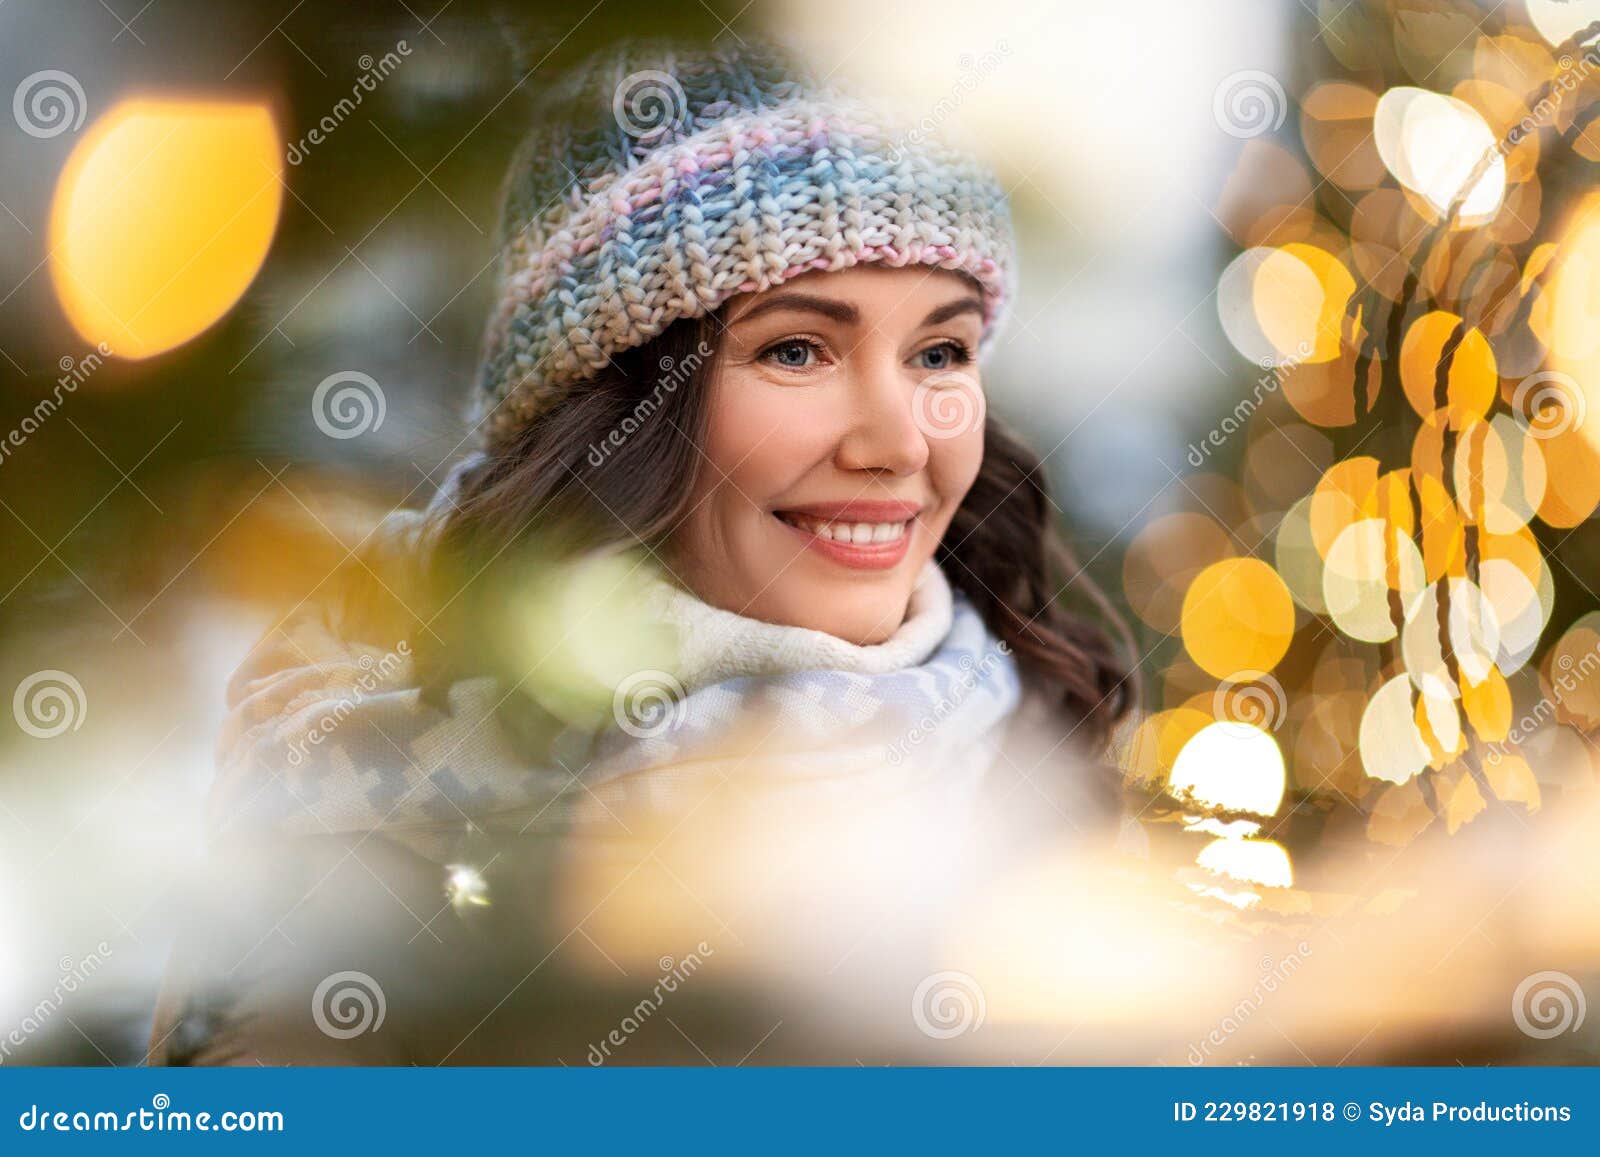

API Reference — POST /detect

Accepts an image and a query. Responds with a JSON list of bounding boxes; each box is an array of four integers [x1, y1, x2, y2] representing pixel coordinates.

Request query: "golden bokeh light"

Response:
[[1195, 836, 1294, 889], [1309, 456, 1380, 557], [1359, 674, 1460, 784], [1460, 666, 1512, 742], [1321, 519, 1425, 643], [1122, 514, 1238, 633], [49, 99, 283, 359], [1168, 721, 1287, 817], [1398, 311, 1497, 428], [1543, 618, 1600, 730], [1299, 81, 1383, 190], [1121, 706, 1214, 790], [1180, 558, 1296, 679], [1400, 578, 1501, 696], [1251, 243, 1356, 364], [1525, 0, 1600, 48], [1273, 494, 1329, 614], [1372, 87, 1506, 224]]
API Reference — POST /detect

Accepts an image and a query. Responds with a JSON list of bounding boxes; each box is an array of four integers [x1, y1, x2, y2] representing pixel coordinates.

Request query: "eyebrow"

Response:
[[730, 291, 984, 329]]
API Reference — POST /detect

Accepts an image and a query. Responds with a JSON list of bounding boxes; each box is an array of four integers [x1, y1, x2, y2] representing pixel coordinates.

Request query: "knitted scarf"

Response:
[[209, 467, 1023, 860]]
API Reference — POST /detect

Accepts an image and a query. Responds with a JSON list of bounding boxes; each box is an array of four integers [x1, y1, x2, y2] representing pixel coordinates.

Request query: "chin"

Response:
[[762, 575, 915, 644]]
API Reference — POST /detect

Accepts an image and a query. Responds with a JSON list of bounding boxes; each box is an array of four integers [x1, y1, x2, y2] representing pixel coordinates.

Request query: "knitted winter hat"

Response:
[[474, 38, 1017, 449]]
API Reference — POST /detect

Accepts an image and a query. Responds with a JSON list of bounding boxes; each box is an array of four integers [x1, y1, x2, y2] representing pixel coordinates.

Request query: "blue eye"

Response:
[[762, 338, 822, 368], [916, 341, 971, 371]]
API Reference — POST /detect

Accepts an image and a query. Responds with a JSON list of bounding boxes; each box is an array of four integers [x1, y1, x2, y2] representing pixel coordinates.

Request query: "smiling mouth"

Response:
[[773, 511, 911, 544], [771, 505, 921, 571]]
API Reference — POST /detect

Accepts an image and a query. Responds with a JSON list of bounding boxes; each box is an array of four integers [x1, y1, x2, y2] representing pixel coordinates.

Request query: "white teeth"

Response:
[[780, 514, 910, 544]]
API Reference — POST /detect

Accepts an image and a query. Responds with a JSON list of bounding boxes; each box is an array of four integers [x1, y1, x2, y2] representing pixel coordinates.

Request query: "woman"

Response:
[[152, 38, 1134, 1065]]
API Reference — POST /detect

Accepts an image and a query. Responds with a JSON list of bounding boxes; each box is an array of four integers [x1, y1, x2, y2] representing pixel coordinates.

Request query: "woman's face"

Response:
[[671, 266, 987, 644]]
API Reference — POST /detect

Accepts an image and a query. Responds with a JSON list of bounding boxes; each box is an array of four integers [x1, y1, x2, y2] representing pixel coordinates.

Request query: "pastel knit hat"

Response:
[[475, 38, 1017, 449]]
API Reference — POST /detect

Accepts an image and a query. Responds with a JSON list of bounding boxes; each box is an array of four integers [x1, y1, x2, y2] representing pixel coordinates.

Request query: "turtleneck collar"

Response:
[[643, 561, 955, 695]]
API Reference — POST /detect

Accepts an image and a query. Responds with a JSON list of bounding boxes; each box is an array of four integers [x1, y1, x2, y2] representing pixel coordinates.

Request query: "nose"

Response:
[[833, 356, 930, 477]]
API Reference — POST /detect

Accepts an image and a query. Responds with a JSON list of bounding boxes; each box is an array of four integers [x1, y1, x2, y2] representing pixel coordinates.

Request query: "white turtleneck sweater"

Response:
[[645, 560, 955, 694]]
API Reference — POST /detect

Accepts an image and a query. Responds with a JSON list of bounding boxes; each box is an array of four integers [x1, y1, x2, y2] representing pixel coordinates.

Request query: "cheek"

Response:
[[925, 427, 984, 526], [699, 380, 836, 501]]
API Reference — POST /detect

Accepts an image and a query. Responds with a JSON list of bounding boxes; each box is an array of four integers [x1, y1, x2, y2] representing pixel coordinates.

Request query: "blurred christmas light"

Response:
[[1322, 519, 1426, 643], [1525, 0, 1600, 49], [446, 864, 491, 909], [48, 99, 283, 359], [1179, 558, 1295, 679], [1168, 721, 1286, 816], [1359, 674, 1460, 785], [1195, 836, 1293, 888], [1373, 87, 1505, 224]]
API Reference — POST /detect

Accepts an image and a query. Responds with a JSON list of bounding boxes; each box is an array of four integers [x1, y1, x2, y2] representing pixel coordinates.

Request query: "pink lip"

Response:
[[772, 500, 924, 572], [776, 500, 923, 522]]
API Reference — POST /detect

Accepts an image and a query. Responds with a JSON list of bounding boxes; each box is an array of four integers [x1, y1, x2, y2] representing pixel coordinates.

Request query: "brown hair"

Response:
[[413, 311, 1136, 754]]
